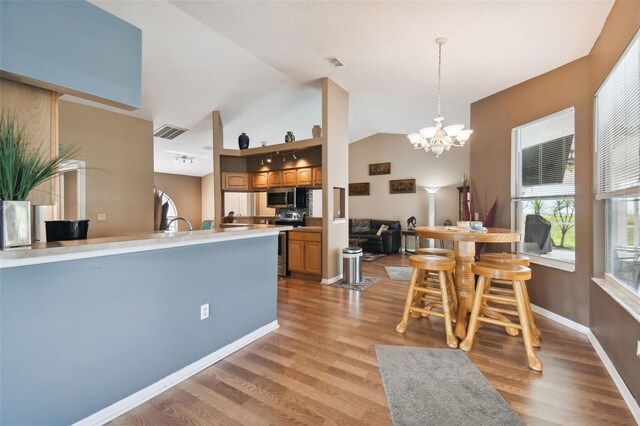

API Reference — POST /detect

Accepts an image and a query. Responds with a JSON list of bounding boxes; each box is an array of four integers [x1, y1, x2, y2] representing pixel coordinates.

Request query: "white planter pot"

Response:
[[0, 201, 31, 248]]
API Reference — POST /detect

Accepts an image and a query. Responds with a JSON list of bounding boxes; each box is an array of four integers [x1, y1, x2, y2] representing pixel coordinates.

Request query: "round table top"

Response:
[[414, 226, 521, 243]]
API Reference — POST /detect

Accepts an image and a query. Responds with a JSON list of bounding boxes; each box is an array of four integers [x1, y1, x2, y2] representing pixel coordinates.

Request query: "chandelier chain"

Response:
[[437, 42, 442, 117]]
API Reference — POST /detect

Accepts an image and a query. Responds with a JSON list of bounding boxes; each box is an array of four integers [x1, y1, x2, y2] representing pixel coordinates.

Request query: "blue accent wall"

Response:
[[0, 1, 142, 109], [0, 236, 278, 425]]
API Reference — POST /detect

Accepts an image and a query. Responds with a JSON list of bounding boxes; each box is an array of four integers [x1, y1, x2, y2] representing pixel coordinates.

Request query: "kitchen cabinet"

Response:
[[288, 231, 322, 276], [267, 171, 283, 188], [251, 172, 268, 189], [282, 169, 297, 187], [222, 172, 249, 190], [297, 168, 313, 186], [312, 167, 322, 187]]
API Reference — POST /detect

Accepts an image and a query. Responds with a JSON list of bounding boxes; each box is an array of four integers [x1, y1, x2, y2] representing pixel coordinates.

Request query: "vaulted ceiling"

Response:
[[75, 0, 613, 176]]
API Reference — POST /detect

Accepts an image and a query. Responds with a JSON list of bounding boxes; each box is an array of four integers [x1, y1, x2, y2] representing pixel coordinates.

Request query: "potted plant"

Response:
[[0, 112, 78, 248]]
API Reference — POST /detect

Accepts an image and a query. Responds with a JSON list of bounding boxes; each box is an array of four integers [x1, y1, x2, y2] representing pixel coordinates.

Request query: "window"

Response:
[[161, 193, 178, 231], [595, 30, 640, 297], [512, 108, 576, 269]]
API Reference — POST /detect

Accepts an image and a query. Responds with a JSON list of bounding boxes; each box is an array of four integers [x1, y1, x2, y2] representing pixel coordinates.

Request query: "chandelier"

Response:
[[408, 37, 473, 157]]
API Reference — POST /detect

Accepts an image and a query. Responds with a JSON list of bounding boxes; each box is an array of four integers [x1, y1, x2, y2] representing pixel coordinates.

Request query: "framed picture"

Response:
[[368, 162, 391, 175], [390, 179, 416, 194], [349, 182, 370, 196]]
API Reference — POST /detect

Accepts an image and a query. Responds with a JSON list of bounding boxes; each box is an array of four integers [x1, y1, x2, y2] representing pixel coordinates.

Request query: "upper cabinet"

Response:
[[313, 167, 322, 187], [297, 168, 313, 186], [252, 172, 268, 190], [267, 171, 283, 188], [222, 172, 249, 190], [282, 169, 297, 187]]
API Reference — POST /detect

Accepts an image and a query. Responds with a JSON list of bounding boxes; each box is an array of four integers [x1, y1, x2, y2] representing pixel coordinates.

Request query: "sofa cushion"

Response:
[[351, 218, 371, 233]]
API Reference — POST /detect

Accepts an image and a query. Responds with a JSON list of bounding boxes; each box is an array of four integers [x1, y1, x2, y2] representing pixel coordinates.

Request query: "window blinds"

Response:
[[513, 108, 575, 199], [595, 31, 640, 200]]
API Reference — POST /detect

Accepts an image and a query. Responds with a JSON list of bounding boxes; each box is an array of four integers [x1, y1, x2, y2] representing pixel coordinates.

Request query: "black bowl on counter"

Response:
[[45, 220, 90, 242]]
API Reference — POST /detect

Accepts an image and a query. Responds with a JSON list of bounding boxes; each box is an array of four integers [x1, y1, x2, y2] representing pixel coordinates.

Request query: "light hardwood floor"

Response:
[[111, 254, 635, 425]]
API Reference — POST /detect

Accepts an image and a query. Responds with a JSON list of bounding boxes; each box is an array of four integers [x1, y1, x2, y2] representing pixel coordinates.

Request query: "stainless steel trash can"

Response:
[[343, 247, 363, 284]]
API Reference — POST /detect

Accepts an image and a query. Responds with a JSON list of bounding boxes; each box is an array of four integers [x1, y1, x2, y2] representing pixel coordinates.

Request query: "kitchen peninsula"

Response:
[[0, 225, 287, 425]]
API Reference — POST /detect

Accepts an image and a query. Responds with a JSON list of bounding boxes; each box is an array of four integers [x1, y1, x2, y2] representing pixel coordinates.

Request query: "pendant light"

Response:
[[407, 37, 473, 157]]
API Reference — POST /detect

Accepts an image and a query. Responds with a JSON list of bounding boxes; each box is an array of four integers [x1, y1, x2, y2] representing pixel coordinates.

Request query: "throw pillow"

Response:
[[376, 224, 389, 235], [352, 219, 371, 233]]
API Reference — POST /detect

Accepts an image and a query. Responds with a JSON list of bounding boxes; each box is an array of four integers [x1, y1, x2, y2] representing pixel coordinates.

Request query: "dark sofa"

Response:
[[349, 219, 401, 254]]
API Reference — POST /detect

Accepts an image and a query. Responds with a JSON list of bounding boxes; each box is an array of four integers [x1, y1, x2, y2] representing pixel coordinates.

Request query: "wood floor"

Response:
[[111, 254, 635, 425]]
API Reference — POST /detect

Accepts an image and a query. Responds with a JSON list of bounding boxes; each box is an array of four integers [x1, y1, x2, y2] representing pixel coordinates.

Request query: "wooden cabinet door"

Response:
[[304, 241, 322, 275], [312, 167, 322, 187], [251, 172, 268, 189], [288, 240, 305, 272], [267, 171, 282, 188], [282, 169, 297, 187], [223, 172, 248, 190], [297, 168, 313, 186]]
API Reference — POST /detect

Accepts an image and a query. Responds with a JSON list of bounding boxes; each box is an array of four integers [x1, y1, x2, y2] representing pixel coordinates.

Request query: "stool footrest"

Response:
[[488, 287, 515, 296], [482, 293, 516, 304], [477, 316, 522, 329], [409, 306, 444, 318], [414, 287, 442, 296], [482, 305, 520, 317]]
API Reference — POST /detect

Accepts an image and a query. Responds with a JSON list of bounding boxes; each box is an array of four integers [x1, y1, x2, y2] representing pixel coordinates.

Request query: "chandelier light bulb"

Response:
[[407, 37, 472, 157]]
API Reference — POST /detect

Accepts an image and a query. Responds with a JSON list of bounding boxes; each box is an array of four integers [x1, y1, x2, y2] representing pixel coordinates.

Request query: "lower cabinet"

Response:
[[288, 231, 322, 276]]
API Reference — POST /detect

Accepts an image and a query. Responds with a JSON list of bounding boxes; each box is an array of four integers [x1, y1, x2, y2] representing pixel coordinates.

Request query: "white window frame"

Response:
[[595, 29, 640, 302], [511, 108, 576, 272]]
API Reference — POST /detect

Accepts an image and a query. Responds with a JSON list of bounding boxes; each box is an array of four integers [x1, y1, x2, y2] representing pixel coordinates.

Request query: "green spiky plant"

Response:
[[0, 112, 78, 201]]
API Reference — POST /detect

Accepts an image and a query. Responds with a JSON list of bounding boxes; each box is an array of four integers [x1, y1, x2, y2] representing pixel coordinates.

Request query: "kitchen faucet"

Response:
[[166, 217, 193, 232]]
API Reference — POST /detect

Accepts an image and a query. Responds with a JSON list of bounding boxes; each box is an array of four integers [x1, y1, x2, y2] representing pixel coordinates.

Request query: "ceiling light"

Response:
[[407, 37, 473, 157], [266, 156, 272, 163], [260, 157, 264, 165], [174, 155, 195, 164], [282, 154, 286, 162], [292, 152, 297, 160]]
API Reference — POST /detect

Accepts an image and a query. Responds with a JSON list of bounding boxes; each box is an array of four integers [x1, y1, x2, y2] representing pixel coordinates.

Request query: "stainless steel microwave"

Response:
[[267, 187, 308, 209]]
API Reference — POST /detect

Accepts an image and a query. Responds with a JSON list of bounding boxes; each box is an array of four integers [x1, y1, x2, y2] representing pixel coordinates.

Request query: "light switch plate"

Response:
[[636, 340, 640, 358], [97, 213, 107, 221], [200, 303, 209, 320]]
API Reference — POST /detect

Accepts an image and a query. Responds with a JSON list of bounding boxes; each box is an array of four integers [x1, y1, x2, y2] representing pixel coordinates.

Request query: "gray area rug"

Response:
[[375, 346, 524, 426], [385, 266, 413, 281], [326, 276, 380, 292], [362, 253, 387, 262]]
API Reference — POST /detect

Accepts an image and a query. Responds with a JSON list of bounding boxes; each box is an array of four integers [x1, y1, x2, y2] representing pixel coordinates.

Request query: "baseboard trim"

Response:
[[531, 305, 639, 423], [530, 304, 590, 334], [72, 320, 280, 426], [321, 274, 343, 285]]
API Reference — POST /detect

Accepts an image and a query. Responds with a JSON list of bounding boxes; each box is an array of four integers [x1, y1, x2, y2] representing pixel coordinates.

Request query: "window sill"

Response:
[[592, 276, 640, 324], [521, 253, 576, 272]]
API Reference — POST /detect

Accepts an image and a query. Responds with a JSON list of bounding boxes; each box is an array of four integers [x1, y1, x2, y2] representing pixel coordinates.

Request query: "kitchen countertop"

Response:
[[289, 226, 322, 233], [0, 224, 292, 268]]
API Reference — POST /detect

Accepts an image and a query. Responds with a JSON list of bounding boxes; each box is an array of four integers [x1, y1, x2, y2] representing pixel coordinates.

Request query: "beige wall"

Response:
[[155, 173, 202, 231], [0, 78, 57, 206], [201, 173, 214, 221], [59, 100, 154, 238], [322, 78, 349, 281], [349, 133, 469, 231], [471, 0, 639, 403]]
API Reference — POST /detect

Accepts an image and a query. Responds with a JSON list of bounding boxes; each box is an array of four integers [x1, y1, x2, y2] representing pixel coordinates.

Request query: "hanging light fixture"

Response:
[[407, 37, 473, 157]]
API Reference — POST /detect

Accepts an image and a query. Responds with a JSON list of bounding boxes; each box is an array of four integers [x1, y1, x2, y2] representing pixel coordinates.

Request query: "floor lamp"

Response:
[[424, 187, 441, 248]]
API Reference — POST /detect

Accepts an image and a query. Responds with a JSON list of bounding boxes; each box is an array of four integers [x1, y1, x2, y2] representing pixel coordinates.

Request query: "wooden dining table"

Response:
[[414, 226, 522, 339]]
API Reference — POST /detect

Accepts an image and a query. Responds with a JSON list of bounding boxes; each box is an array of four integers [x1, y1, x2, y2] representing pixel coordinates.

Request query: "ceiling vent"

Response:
[[153, 124, 188, 140], [326, 57, 344, 67]]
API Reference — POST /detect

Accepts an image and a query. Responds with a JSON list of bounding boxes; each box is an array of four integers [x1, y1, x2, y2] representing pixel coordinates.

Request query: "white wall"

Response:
[[349, 133, 470, 229], [201, 173, 214, 220]]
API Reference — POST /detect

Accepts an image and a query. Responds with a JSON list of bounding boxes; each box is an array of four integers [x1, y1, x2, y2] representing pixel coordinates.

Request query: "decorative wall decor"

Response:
[[390, 179, 416, 194], [369, 162, 391, 175], [349, 182, 370, 196]]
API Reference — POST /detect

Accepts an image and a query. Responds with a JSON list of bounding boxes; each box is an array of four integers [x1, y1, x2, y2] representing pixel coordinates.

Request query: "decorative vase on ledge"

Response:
[[285, 131, 295, 143], [0, 200, 31, 248], [238, 133, 250, 150], [312, 125, 322, 138]]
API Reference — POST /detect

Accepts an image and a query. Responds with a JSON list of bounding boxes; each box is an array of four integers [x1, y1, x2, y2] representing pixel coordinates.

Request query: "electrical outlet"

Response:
[[200, 303, 209, 320], [636, 340, 640, 358], [97, 213, 107, 221]]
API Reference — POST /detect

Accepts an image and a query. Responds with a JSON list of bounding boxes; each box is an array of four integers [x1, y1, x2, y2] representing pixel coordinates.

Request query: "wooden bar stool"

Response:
[[396, 255, 458, 349], [479, 253, 541, 345], [459, 262, 542, 371], [417, 247, 457, 312]]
